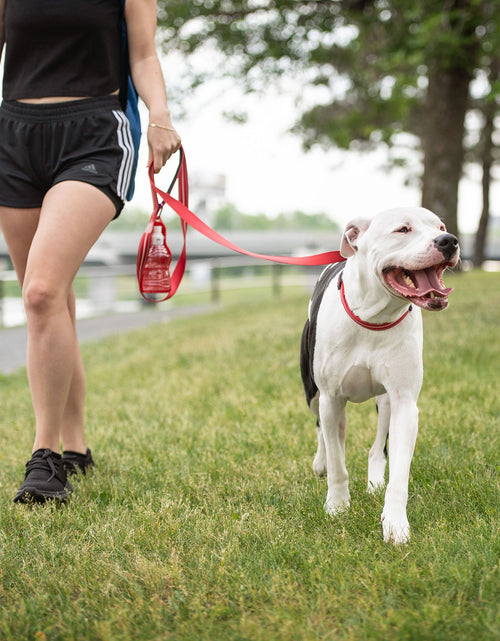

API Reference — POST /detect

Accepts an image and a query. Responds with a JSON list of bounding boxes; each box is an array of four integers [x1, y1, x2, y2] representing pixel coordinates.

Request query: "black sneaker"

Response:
[[14, 449, 73, 504], [62, 448, 95, 476]]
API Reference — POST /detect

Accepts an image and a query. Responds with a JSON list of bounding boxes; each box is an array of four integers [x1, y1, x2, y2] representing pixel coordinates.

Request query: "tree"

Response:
[[158, 0, 500, 238], [467, 58, 500, 266], [212, 204, 340, 231]]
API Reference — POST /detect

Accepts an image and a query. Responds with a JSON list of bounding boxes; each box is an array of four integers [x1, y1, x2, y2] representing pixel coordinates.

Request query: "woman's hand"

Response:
[[147, 121, 182, 173]]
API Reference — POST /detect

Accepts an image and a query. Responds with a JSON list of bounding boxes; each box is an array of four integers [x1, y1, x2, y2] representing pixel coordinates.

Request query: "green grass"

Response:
[[0, 270, 499, 641]]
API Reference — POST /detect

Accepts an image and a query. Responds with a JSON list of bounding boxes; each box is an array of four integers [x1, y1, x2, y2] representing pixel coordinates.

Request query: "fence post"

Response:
[[211, 265, 220, 303], [272, 264, 282, 298]]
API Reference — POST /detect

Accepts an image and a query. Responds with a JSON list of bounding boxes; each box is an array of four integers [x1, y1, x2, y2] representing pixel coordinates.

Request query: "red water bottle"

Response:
[[141, 225, 171, 300]]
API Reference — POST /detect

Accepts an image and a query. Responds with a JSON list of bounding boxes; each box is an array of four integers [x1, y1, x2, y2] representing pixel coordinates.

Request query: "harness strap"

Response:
[[337, 272, 412, 331]]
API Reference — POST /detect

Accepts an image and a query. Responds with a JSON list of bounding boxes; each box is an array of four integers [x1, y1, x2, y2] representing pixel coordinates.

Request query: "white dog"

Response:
[[300, 207, 460, 544]]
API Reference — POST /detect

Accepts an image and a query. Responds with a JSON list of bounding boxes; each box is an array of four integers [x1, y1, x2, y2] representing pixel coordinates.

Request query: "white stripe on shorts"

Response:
[[113, 109, 134, 200]]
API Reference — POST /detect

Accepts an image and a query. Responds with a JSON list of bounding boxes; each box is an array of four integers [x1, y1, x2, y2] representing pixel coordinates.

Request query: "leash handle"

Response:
[[137, 150, 188, 301], [148, 148, 346, 267], [148, 148, 189, 299]]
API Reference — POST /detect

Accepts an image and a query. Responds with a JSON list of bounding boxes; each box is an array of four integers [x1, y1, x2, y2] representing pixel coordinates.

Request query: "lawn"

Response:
[[0, 270, 499, 641]]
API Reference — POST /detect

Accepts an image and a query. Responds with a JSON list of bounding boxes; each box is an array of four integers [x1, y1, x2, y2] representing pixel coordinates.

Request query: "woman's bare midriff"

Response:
[[18, 90, 119, 104]]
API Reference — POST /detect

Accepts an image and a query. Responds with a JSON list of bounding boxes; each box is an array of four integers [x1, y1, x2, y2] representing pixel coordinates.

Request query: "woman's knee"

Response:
[[23, 277, 65, 317]]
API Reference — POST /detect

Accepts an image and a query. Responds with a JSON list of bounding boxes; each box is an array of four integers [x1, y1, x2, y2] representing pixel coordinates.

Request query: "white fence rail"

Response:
[[0, 258, 313, 328]]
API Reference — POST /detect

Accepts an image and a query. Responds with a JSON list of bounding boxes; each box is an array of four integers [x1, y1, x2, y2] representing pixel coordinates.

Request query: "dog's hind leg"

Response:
[[313, 418, 327, 477], [320, 395, 350, 515], [368, 393, 390, 493], [309, 391, 328, 477]]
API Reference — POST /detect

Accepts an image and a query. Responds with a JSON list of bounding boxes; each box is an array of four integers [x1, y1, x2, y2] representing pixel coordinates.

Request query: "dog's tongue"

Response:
[[413, 267, 453, 296]]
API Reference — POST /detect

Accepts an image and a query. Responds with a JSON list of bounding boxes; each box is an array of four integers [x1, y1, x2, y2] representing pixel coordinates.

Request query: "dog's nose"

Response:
[[434, 233, 459, 261]]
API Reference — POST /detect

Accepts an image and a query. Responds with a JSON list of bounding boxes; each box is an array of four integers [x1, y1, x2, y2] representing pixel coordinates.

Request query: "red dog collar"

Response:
[[338, 273, 412, 331]]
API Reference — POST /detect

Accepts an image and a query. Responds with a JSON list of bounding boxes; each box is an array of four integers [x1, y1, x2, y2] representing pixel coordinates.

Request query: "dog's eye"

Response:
[[396, 226, 411, 234], [440, 225, 446, 232]]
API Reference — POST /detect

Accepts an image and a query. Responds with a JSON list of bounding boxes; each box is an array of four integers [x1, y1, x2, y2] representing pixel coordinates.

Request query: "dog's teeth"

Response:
[[403, 275, 415, 288], [429, 292, 435, 299]]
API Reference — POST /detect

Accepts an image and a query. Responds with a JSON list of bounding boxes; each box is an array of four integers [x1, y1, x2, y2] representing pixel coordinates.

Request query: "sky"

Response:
[[129, 52, 496, 236]]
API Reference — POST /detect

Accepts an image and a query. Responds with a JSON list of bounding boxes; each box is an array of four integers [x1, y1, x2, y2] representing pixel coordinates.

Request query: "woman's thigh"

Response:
[[0, 206, 40, 285], [24, 180, 116, 293]]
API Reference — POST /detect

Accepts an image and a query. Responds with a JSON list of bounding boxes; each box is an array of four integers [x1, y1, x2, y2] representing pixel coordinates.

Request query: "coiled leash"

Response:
[[137, 148, 189, 301]]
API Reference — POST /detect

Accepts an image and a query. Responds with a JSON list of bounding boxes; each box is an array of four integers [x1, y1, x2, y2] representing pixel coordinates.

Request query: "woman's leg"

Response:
[[0, 181, 116, 454], [0, 206, 86, 453], [0, 207, 40, 283], [60, 287, 87, 454], [0, 207, 88, 454], [24, 181, 116, 453]]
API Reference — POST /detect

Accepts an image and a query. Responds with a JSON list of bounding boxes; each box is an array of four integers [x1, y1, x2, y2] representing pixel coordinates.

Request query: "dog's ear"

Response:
[[340, 218, 371, 257]]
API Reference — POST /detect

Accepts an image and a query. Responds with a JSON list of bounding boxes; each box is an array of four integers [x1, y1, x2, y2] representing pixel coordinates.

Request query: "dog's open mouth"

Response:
[[383, 264, 453, 311]]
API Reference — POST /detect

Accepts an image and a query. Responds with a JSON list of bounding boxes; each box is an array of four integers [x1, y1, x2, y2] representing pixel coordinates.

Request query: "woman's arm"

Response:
[[125, 0, 181, 173]]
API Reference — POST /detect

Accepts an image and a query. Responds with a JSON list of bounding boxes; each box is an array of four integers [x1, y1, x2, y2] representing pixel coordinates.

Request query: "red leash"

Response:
[[138, 147, 346, 301], [136, 150, 189, 300], [139, 149, 411, 332], [153, 148, 344, 253]]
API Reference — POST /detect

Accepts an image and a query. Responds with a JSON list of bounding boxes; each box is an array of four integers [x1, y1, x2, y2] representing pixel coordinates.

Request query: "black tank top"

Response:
[[2, 0, 122, 100]]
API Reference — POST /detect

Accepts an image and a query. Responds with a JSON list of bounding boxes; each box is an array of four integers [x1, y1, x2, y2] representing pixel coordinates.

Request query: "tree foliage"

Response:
[[212, 203, 340, 231], [158, 1, 500, 237]]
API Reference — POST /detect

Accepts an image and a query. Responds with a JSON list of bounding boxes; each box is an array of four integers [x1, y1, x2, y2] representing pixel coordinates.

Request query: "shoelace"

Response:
[[25, 450, 59, 482]]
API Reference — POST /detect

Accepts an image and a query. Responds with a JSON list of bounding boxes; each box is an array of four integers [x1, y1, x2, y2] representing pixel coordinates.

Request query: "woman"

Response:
[[0, 0, 181, 502]]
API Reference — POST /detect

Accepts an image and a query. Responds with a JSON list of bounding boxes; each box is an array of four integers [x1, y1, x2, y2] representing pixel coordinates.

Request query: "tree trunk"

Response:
[[473, 59, 499, 268], [472, 108, 494, 267], [421, 61, 472, 239]]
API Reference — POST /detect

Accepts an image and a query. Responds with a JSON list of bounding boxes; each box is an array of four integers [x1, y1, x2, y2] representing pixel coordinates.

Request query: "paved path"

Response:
[[0, 304, 216, 375]]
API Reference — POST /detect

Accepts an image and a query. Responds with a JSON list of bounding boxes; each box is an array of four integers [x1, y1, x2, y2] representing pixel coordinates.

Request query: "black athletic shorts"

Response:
[[0, 95, 135, 218]]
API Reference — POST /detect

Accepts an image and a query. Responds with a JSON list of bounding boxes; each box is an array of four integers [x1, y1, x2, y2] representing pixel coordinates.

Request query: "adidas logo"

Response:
[[81, 163, 98, 174]]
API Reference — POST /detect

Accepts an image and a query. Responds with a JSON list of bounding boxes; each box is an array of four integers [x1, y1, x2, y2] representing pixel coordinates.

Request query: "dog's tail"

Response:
[[300, 319, 319, 411]]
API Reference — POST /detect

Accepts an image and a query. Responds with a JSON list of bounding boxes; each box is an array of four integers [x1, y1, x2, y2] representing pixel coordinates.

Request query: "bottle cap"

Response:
[[152, 226, 164, 243]]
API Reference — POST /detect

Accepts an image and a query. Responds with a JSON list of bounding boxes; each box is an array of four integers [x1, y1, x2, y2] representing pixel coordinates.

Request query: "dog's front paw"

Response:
[[381, 513, 410, 545], [313, 432, 327, 477], [313, 454, 327, 477], [367, 478, 386, 495], [367, 457, 386, 493], [324, 489, 351, 516]]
